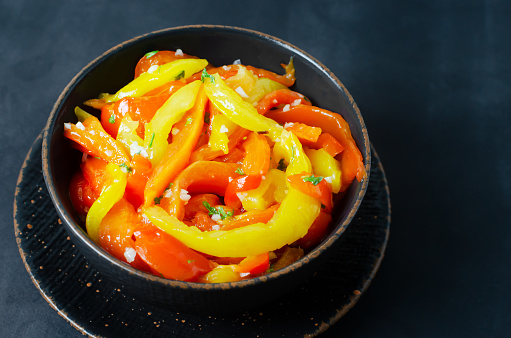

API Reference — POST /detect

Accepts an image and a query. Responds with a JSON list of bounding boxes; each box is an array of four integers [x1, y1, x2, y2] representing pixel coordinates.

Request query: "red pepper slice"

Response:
[[64, 116, 130, 166], [241, 132, 270, 176], [306, 133, 345, 157], [132, 225, 216, 281], [81, 157, 109, 194], [256, 89, 311, 115], [285, 122, 322, 144], [69, 170, 97, 215], [237, 252, 270, 275], [287, 172, 333, 213], [99, 198, 151, 272], [124, 154, 152, 209]]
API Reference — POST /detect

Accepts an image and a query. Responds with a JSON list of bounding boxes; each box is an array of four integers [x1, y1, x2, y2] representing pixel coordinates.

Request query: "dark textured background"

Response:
[[2, 0, 511, 336]]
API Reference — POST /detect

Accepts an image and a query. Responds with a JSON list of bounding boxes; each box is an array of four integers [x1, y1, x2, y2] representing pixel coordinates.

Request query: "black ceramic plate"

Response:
[[14, 134, 390, 337]]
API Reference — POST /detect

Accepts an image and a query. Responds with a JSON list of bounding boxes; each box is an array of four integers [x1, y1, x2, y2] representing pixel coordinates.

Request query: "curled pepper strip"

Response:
[[142, 124, 320, 257], [86, 163, 127, 244], [203, 73, 283, 141]]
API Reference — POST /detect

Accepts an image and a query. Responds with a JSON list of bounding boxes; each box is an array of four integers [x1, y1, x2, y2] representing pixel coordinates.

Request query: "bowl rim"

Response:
[[41, 24, 371, 290]]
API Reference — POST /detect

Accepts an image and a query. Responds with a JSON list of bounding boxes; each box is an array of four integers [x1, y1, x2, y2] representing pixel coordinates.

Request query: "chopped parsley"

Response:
[[145, 50, 159, 59], [202, 201, 233, 220], [108, 113, 115, 124], [303, 96, 311, 102], [149, 132, 156, 148], [204, 112, 210, 124], [302, 174, 323, 186], [276, 159, 287, 171], [175, 70, 185, 80], [235, 167, 245, 175], [154, 195, 163, 205], [119, 163, 132, 173], [185, 117, 193, 126], [201, 69, 215, 83], [187, 259, 195, 264], [321, 203, 326, 209]]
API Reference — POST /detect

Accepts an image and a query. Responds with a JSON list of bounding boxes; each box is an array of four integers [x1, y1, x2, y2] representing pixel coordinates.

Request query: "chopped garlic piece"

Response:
[[291, 99, 301, 106], [235, 86, 249, 98], [124, 247, 136, 263], [272, 99, 278, 104], [324, 176, 333, 184], [164, 189, 173, 198], [76, 121, 86, 130], [180, 189, 191, 201], [211, 224, 220, 230], [175, 49, 183, 56], [284, 122, 294, 129], [104, 149, 112, 157], [219, 125, 229, 133], [211, 214, 221, 222], [64, 123, 72, 130], [233, 59, 241, 65], [282, 104, 291, 112], [172, 128, 180, 135], [148, 65, 159, 73]]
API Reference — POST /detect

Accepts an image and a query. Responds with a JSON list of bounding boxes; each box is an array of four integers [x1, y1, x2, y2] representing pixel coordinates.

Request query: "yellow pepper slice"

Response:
[[204, 73, 283, 141], [246, 78, 287, 105], [305, 147, 342, 193], [273, 129, 312, 176], [144, 80, 201, 166], [238, 169, 287, 211], [208, 113, 238, 154], [86, 163, 127, 244], [105, 59, 208, 102]]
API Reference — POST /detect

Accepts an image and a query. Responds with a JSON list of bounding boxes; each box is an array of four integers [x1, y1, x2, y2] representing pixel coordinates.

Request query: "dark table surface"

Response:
[[2, 0, 511, 337]]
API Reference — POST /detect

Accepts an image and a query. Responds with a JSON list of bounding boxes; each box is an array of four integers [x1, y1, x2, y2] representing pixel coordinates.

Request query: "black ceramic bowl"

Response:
[[42, 25, 371, 314]]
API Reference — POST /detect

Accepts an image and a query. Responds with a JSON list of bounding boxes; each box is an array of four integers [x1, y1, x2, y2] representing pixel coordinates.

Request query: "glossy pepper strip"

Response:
[[86, 163, 127, 244], [203, 73, 283, 141], [165, 161, 240, 220], [287, 172, 333, 213], [142, 130, 321, 257], [256, 88, 311, 115], [305, 147, 342, 194], [144, 80, 202, 166], [266, 104, 366, 188], [245, 57, 295, 87], [64, 116, 130, 165], [241, 132, 270, 176], [143, 86, 207, 207], [105, 58, 208, 102]]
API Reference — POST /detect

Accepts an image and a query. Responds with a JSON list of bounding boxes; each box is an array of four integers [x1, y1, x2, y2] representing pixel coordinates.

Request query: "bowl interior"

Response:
[[42, 25, 370, 290]]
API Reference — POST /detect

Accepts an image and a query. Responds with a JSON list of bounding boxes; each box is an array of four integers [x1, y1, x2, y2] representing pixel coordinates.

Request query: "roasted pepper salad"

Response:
[[64, 49, 366, 282]]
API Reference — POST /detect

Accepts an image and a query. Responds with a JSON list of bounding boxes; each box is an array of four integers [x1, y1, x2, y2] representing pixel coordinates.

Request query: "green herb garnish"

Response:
[[119, 163, 132, 173], [202, 201, 233, 220], [201, 69, 215, 83], [145, 50, 159, 59], [302, 174, 323, 186], [235, 167, 245, 175], [108, 113, 115, 124], [204, 112, 210, 124], [154, 195, 163, 205], [185, 117, 193, 126], [149, 132, 156, 148], [276, 159, 287, 171], [175, 70, 185, 80], [187, 259, 195, 264]]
